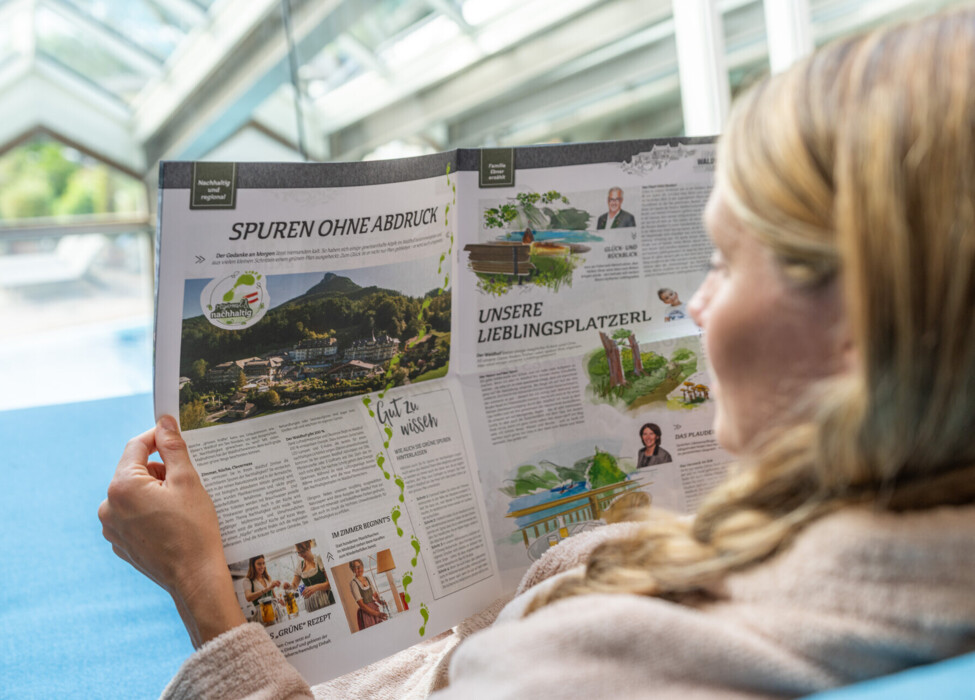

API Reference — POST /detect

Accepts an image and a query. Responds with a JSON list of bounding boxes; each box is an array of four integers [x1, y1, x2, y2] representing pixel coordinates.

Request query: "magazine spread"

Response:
[[153, 138, 730, 685]]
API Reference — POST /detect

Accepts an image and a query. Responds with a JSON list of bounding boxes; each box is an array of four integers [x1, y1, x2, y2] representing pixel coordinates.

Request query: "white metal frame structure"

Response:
[[672, 0, 730, 136], [764, 0, 814, 74], [0, 0, 965, 184]]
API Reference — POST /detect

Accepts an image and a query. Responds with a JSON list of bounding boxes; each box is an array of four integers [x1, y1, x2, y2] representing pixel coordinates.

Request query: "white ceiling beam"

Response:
[[500, 34, 767, 146], [672, 0, 730, 136], [0, 69, 143, 171], [425, 0, 473, 34], [0, 0, 34, 57], [448, 32, 679, 143], [139, 0, 374, 164], [250, 84, 328, 158], [335, 34, 391, 81], [0, 54, 33, 98], [764, 0, 813, 74], [327, 0, 673, 160], [151, 0, 208, 27], [33, 54, 131, 119], [315, 0, 606, 135], [201, 123, 305, 162], [131, 0, 286, 141], [328, 0, 765, 158]]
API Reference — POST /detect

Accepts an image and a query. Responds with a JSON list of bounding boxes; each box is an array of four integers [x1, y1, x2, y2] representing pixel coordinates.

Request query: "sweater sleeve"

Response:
[[516, 521, 643, 594], [160, 525, 640, 700], [161, 622, 313, 700], [162, 600, 513, 700]]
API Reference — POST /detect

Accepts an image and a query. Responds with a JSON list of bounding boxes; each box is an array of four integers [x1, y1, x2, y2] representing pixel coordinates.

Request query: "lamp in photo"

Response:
[[375, 549, 406, 613]]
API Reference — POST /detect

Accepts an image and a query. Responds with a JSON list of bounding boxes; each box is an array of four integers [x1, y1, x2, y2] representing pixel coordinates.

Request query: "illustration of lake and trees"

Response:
[[501, 446, 640, 550]]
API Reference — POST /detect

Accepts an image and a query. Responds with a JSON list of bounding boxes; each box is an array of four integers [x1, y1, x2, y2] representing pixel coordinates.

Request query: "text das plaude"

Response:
[[228, 207, 438, 241], [477, 301, 652, 343]]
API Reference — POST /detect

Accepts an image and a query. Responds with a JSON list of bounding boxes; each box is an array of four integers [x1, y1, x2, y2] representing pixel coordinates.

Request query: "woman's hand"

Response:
[[98, 416, 246, 647]]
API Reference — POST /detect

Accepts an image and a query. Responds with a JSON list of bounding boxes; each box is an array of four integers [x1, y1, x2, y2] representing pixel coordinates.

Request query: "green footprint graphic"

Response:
[[391, 505, 403, 536], [410, 534, 421, 567], [222, 273, 256, 301], [394, 474, 405, 502], [375, 452, 390, 479], [362, 395, 374, 417], [401, 570, 413, 604], [418, 602, 429, 637]]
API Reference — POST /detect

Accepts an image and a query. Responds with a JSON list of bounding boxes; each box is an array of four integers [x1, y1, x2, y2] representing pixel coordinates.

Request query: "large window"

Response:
[[0, 0, 965, 411], [0, 136, 153, 410]]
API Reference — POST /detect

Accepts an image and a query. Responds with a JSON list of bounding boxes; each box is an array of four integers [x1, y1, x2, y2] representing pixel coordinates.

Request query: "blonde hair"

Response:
[[527, 10, 975, 613]]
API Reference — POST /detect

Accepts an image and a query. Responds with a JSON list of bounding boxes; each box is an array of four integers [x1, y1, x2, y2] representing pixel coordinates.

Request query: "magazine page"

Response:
[[450, 140, 731, 587], [153, 157, 501, 685]]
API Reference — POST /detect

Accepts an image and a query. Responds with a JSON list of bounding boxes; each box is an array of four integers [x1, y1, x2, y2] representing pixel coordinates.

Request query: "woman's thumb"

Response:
[[155, 415, 193, 475]]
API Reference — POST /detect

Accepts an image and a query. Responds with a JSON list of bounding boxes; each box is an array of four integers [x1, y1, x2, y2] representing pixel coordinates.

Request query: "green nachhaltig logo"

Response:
[[201, 271, 268, 329]]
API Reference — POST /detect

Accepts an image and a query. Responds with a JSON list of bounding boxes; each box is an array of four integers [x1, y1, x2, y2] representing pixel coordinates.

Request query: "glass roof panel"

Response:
[[35, 4, 155, 104], [0, 19, 17, 65], [378, 13, 462, 66], [302, 43, 363, 100], [347, 0, 436, 53], [60, 0, 193, 61]]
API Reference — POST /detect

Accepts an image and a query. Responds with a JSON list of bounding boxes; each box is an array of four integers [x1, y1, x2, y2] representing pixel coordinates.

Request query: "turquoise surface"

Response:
[[0, 394, 192, 699]]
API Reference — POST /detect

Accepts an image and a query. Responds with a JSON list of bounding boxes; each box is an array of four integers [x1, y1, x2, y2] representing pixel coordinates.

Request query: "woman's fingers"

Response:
[[146, 460, 166, 481], [113, 427, 156, 481], [153, 416, 200, 488]]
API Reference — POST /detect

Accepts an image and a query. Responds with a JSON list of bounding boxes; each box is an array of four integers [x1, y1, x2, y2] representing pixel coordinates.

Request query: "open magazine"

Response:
[[153, 138, 730, 685]]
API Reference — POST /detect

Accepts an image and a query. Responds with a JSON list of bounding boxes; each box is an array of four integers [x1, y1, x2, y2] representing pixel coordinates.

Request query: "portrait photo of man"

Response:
[[596, 187, 637, 229]]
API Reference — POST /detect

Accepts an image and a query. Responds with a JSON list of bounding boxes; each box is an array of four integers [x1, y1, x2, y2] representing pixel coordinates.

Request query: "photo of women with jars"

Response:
[[285, 539, 335, 613]]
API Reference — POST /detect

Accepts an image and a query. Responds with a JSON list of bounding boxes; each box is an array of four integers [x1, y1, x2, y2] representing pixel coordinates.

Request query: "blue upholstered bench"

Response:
[[3, 393, 972, 698]]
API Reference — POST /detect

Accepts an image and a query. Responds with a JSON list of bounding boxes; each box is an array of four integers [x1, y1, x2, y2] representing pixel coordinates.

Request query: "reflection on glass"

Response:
[[0, 137, 153, 408], [60, 0, 193, 60], [35, 5, 151, 101]]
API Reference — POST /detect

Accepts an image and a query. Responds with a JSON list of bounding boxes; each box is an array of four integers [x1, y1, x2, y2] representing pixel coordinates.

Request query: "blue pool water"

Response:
[[499, 229, 604, 243], [507, 481, 590, 528]]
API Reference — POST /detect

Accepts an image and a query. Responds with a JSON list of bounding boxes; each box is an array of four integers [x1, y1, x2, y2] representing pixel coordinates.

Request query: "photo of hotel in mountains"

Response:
[[178, 268, 450, 430]]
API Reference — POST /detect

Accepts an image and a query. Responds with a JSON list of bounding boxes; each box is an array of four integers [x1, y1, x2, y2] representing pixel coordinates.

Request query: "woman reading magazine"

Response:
[[99, 9, 975, 698]]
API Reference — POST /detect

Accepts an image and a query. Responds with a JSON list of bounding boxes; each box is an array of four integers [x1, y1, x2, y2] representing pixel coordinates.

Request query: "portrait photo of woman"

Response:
[[636, 422, 672, 468]]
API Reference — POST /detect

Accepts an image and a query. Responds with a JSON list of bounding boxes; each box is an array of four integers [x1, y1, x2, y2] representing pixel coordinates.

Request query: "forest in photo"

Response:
[[586, 329, 698, 410], [178, 272, 451, 430]]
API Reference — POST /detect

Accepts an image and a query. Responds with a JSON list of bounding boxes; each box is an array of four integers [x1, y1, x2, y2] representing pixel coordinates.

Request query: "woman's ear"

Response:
[[819, 277, 856, 376], [839, 326, 857, 374], [832, 288, 857, 375]]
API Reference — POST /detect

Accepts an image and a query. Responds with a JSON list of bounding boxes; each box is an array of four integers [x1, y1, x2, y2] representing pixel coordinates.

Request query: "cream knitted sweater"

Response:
[[162, 505, 975, 699]]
